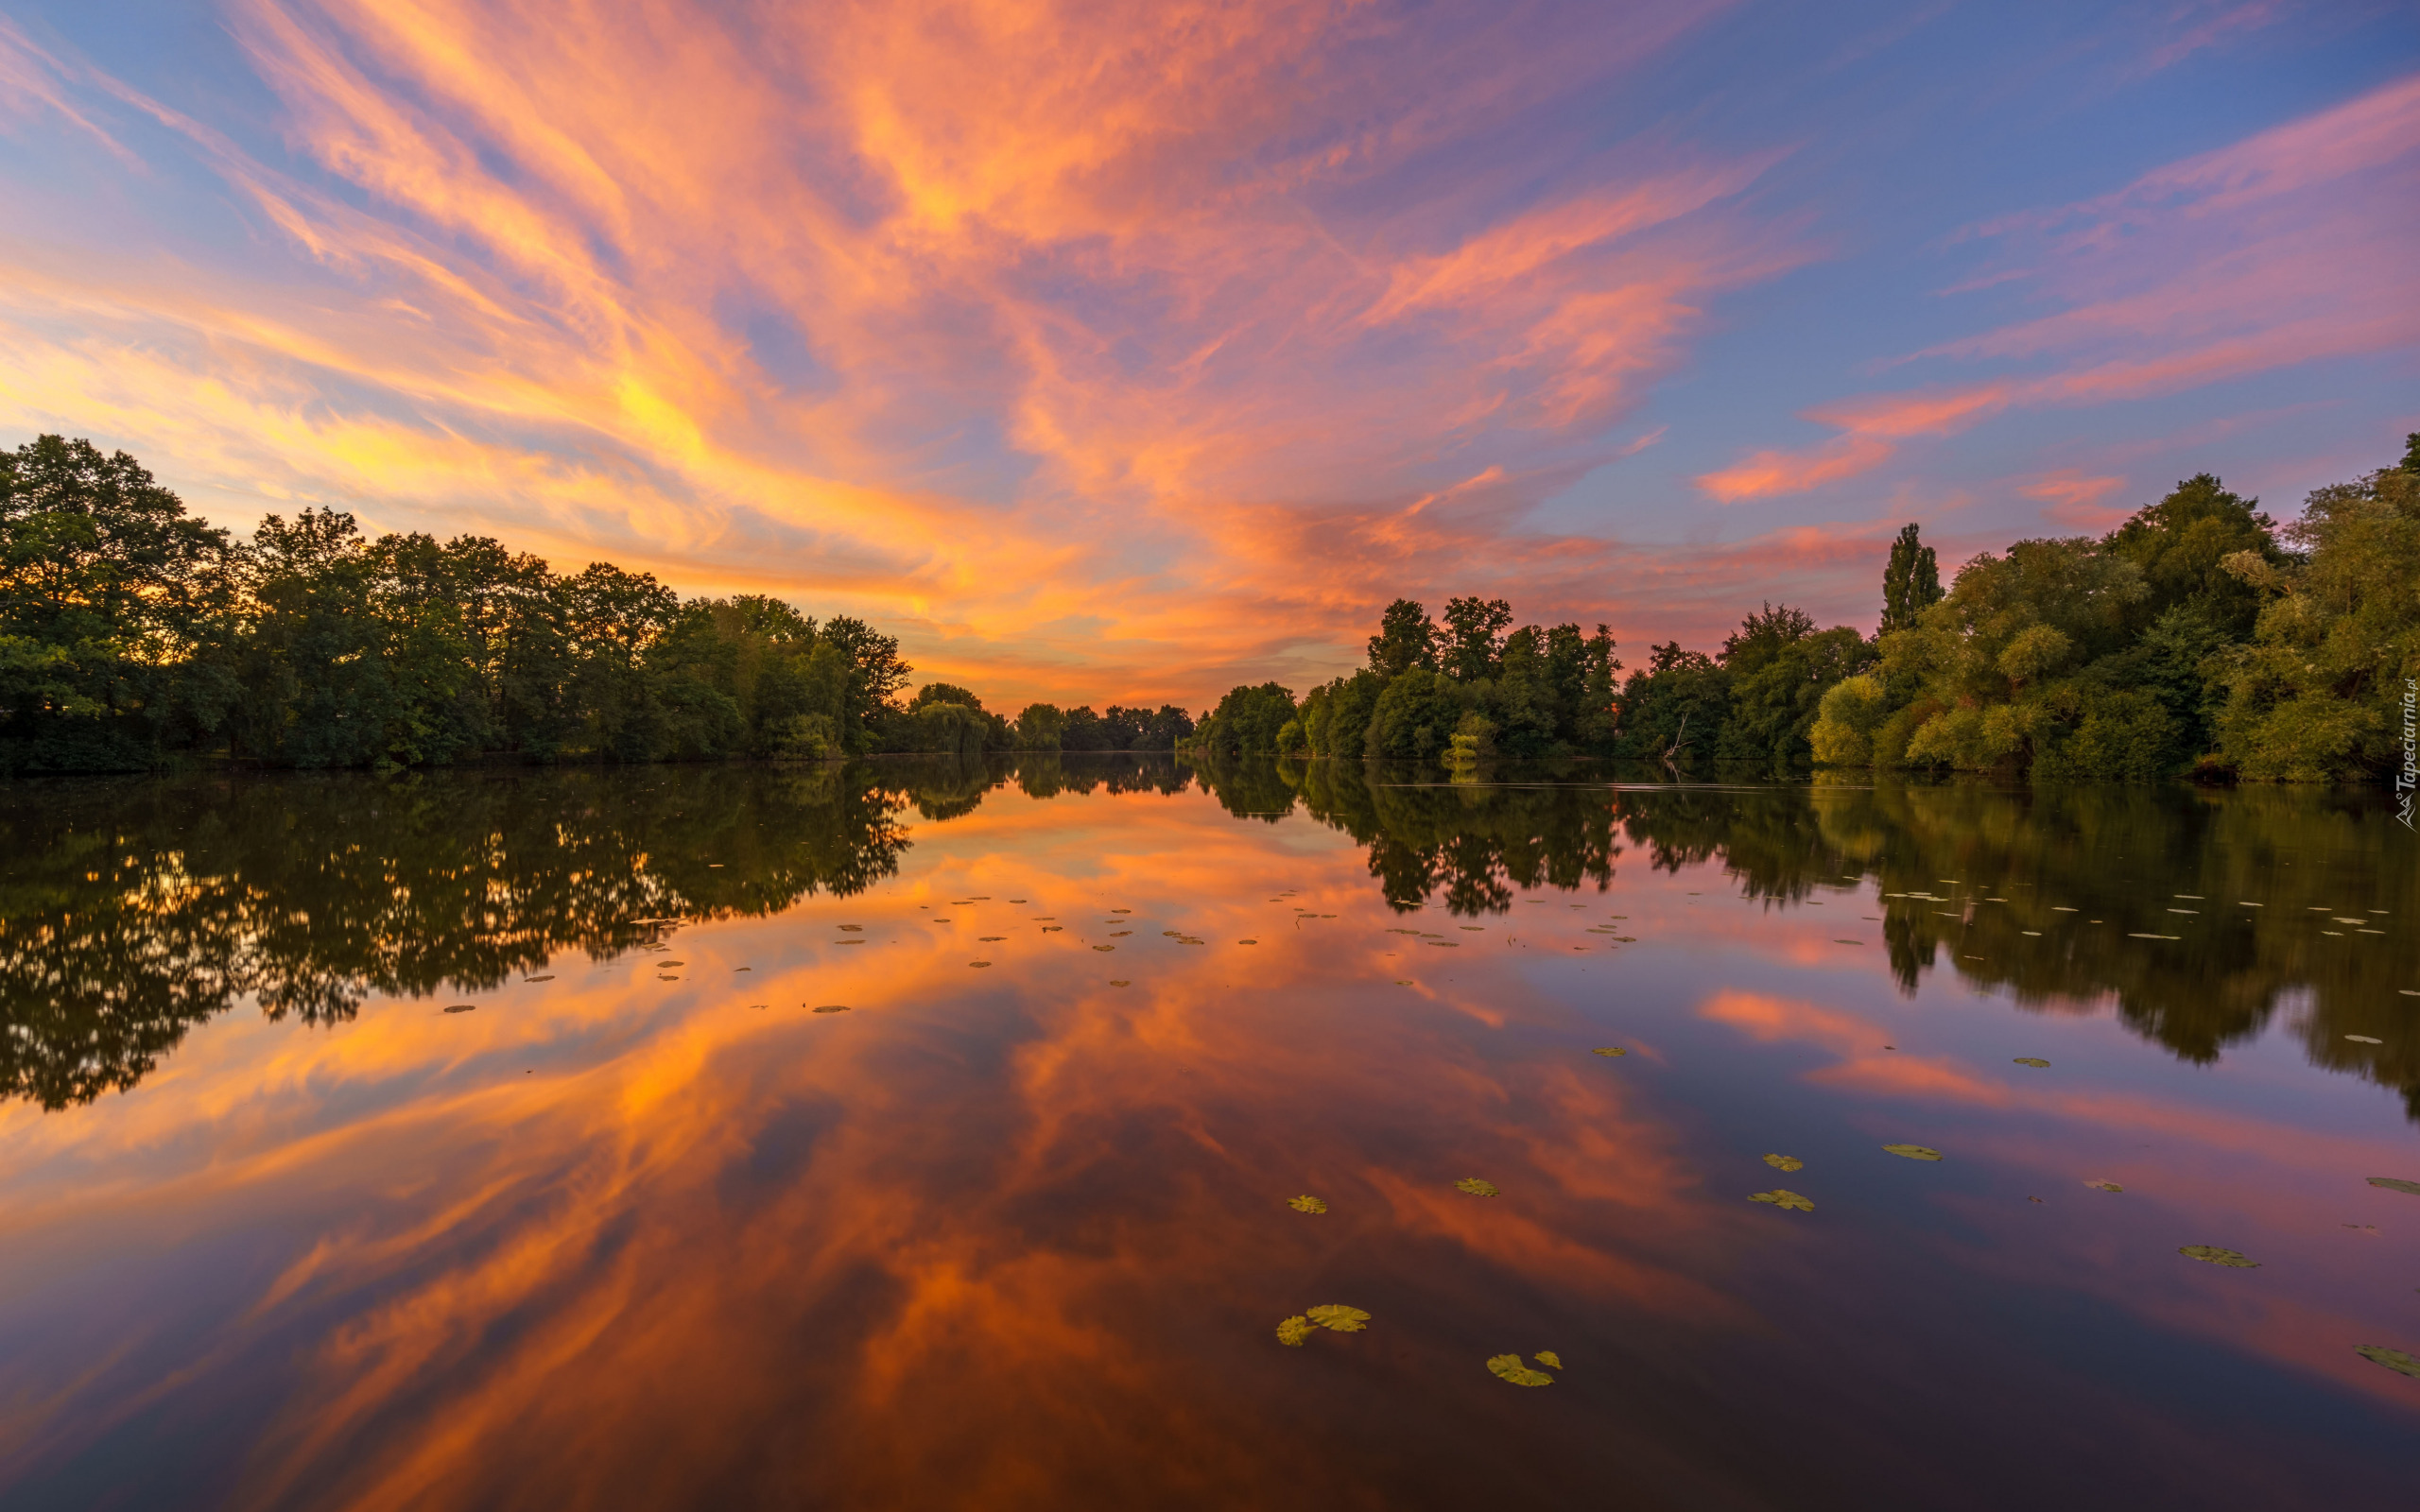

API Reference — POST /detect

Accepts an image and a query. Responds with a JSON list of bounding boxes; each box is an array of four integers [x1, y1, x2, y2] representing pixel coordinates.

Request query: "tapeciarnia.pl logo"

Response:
[[2398, 677, 2415, 831]]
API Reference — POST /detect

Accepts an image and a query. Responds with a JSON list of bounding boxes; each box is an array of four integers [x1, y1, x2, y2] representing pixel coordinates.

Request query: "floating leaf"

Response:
[[812, 1004, 851, 1014], [2356, 1345, 2420, 1378], [2179, 1246, 2259, 1268], [1590, 1047, 1627, 1057], [2014, 1057, 2050, 1068], [1394, 979, 1412, 986], [1111, 908, 1131, 914], [1832, 938, 1863, 945], [1455, 1177, 1499, 1196], [2365, 1177, 2420, 1195], [441, 1004, 476, 1014], [1763, 1154, 1804, 1172], [838, 925, 861, 933], [1109, 979, 1130, 987], [523, 975, 554, 983], [658, 961, 686, 968], [979, 936, 1005, 942], [2084, 1179, 2123, 1193], [1276, 1315, 1313, 1348], [1287, 1194, 1327, 1214], [1533, 1350, 1563, 1370], [1486, 1354, 1554, 1386], [1306, 1304, 1369, 1332], [1882, 1144, 1943, 1161], [1749, 1189, 1814, 1211], [969, 961, 992, 969], [1093, 945, 1115, 952], [1236, 939, 1258, 945], [2346, 1035, 2383, 1044]]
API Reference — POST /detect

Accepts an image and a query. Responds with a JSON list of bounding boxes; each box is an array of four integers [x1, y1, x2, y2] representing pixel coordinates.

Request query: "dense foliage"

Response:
[[0, 434, 1195, 773], [1193, 599, 1622, 762], [1189, 440, 2413, 783], [1812, 445, 2417, 782]]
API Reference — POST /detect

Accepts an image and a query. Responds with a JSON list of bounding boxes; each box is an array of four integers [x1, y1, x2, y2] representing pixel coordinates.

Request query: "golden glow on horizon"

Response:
[[0, 9, 2412, 705]]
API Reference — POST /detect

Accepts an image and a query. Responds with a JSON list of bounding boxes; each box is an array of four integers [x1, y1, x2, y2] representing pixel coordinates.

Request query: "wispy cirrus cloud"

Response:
[[0, 0, 1819, 702], [1692, 70, 2420, 507]]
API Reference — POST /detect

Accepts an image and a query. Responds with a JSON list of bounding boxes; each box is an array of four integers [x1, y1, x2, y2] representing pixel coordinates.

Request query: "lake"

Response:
[[0, 758, 2413, 1509]]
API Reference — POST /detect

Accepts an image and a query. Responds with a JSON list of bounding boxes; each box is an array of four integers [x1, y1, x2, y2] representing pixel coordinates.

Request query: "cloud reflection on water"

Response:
[[0, 761, 2412, 1506]]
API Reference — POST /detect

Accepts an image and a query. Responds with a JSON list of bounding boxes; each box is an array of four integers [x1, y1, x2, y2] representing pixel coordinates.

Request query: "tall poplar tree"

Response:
[[1878, 524, 1942, 634]]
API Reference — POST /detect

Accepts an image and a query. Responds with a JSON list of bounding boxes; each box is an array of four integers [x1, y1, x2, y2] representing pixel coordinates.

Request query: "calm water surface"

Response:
[[0, 758, 2414, 1509]]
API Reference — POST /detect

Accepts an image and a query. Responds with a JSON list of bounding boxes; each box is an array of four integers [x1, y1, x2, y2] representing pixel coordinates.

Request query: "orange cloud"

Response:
[[0, 0, 1817, 707], [2019, 471, 2130, 529]]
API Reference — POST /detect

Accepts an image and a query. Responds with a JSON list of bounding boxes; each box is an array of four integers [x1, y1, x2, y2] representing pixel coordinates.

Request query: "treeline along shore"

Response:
[[5, 432, 2412, 782], [0, 435, 1190, 775], [1193, 436, 2418, 784]]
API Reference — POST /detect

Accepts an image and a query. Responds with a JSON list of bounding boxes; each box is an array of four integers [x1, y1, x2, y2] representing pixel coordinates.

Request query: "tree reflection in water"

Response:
[[2, 758, 2411, 1116]]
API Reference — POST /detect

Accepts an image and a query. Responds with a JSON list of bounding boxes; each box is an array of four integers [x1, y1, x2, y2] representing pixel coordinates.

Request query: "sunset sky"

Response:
[[2, 1, 2414, 709]]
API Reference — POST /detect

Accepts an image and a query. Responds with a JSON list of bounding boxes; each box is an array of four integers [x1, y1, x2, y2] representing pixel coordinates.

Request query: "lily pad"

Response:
[[441, 1004, 476, 1014], [1882, 1144, 1944, 1161], [1093, 945, 1115, 953], [812, 1004, 851, 1014], [1486, 1353, 1554, 1386], [1533, 1350, 1564, 1370], [1109, 980, 1130, 987], [1750, 1189, 1814, 1211], [969, 961, 992, 969], [1237, 939, 1258, 945], [1763, 1154, 1805, 1172], [1455, 1177, 1500, 1197], [837, 925, 861, 933], [1590, 1047, 1627, 1057], [1276, 1315, 1313, 1348], [1305, 1304, 1370, 1333], [2364, 1177, 2420, 1195], [2014, 1057, 2050, 1068], [2179, 1246, 2259, 1267], [658, 961, 686, 968], [2084, 1179, 2123, 1193], [2355, 1345, 2420, 1378], [1288, 1194, 1328, 1214]]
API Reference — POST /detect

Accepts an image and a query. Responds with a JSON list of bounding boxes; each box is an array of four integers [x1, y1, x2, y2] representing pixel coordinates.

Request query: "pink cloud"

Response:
[[2019, 471, 2131, 529], [1695, 385, 2012, 502], [1697, 70, 2420, 505]]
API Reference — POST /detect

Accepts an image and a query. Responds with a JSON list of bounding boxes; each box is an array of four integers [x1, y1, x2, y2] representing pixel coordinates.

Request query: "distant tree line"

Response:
[[0, 435, 1191, 774], [1189, 438, 2418, 782]]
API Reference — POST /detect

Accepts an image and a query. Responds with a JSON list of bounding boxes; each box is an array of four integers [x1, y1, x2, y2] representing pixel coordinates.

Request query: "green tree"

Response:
[[1440, 595, 1512, 681], [911, 682, 984, 712], [1362, 667, 1464, 760], [1366, 598, 1438, 679], [1878, 523, 1942, 634], [2212, 456, 2420, 781], [1013, 702, 1068, 750], [0, 435, 239, 771], [1200, 681, 1298, 755], [1613, 644, 1728, 763]]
